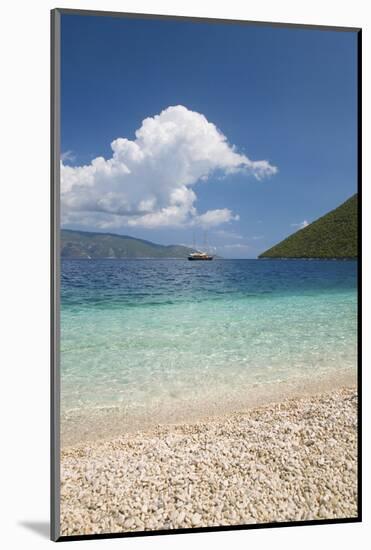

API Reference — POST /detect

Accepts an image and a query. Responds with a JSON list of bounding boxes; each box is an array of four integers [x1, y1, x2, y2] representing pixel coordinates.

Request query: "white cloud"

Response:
[[220, 243, 250, 250], [61, 105, 277, 229], [61, 150, 76, 163], [291, 220, 309, 229], [194, 209, 239, 228], [215, 229, 243, 240]]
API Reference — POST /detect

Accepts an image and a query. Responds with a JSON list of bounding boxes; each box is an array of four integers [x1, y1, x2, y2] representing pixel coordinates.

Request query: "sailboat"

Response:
[[188, 231, 214, 261], [188, 251, 213, 261]]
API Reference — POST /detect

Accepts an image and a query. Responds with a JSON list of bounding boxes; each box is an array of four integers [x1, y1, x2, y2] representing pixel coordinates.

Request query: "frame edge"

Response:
[[51, 7, 61, 543]]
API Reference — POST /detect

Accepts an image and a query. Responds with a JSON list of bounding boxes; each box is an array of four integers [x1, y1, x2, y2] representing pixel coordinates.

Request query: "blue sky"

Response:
[[61, 14, 358, 258]]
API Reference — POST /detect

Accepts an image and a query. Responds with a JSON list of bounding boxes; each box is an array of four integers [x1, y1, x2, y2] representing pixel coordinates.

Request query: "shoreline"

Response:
[[61, 369, 356, 447], [60, 385, 358, 537]]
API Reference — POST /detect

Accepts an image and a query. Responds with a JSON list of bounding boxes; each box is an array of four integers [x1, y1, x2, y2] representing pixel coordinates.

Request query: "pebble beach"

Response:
[[60, 386, 358, 536]]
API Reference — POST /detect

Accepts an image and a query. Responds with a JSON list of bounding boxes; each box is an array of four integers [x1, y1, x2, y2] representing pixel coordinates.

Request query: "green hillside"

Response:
[[259, 194, 358, 259], [61, 229, 196, 259]]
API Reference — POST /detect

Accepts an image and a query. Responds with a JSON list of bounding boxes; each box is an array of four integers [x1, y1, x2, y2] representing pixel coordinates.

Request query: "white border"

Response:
[[0, 1, 369, 548]]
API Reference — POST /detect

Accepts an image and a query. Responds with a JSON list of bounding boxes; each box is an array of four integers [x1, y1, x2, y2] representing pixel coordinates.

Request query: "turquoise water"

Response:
[[61, 259, 357, 441]]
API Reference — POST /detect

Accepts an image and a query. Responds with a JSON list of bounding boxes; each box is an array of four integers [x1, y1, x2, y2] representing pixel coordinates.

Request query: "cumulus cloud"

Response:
[[195, 209, 239, 228], [61, 105, 277, 229]]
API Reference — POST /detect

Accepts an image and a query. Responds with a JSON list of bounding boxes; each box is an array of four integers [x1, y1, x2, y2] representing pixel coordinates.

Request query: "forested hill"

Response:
[[259, 194, 358, 259], [61, 229, 196, 259]]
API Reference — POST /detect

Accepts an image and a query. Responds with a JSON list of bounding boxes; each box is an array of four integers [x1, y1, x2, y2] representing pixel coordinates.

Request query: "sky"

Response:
[[60, 13, 358, 258]]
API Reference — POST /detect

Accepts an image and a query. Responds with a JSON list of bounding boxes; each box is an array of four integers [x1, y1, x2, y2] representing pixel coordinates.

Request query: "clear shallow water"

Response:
[[61, 259, 357, 443]]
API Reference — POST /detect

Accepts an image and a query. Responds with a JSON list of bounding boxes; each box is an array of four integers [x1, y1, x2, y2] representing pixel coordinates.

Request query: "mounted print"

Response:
[[51, 8, 361, 541]]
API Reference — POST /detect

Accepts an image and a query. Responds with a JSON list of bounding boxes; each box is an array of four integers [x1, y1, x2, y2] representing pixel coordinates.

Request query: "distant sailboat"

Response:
[[188, 231, 214, 261], [188, 251, 213, 261]]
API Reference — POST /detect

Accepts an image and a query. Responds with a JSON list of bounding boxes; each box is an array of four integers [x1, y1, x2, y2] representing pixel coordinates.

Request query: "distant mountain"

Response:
[[259, 194, 358, 259], [61, 229, 197, 259]]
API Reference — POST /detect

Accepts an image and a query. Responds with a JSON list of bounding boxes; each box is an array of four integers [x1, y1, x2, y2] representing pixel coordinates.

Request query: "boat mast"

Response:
[[204, 230, 210, 254]]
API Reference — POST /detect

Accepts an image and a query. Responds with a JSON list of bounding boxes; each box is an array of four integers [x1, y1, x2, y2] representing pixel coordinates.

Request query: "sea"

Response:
[[60, 258, 357, 444]]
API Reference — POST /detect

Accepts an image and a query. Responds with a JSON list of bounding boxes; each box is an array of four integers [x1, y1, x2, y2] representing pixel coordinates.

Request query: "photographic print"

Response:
[[51, 9, 360, 540]]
